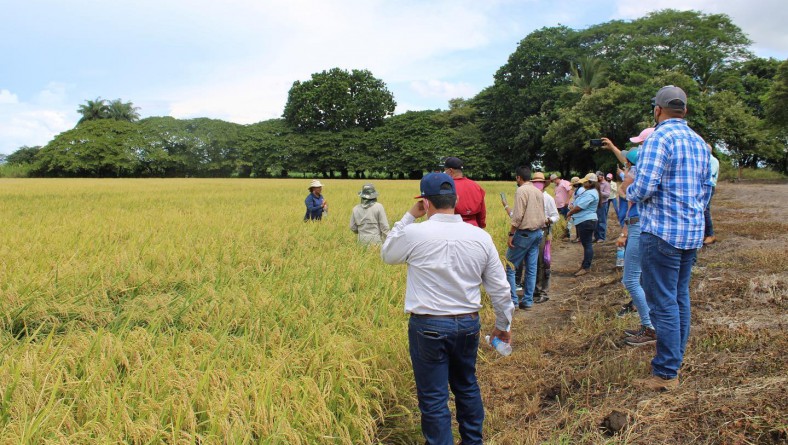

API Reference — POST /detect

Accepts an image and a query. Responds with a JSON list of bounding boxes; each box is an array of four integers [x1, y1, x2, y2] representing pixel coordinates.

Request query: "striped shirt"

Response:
[[627, 118, 713, 250]]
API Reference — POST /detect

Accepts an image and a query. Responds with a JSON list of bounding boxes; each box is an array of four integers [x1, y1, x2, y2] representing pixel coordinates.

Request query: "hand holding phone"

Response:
[[499, 192, 507, 206]]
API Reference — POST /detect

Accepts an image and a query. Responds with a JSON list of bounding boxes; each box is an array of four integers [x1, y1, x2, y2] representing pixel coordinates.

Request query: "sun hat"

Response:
[[570, 176, 581, 186], [595, 171, 604, 177], [415, 172, 456, 199], [532, 172, 547, 182], [443, 157, 463, 169], [308, 179, 324, 190], [606, 173, 613, 180], [629, 127, 655, 143], [550, 173, 559, 180], [578, 173, 598, 183], [358, 183, 378, 199], [653, 85, 687, 110]]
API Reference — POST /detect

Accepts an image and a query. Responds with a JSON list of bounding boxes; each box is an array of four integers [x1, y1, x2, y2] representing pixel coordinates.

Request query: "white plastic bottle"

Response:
[[484, 335, 512, 356]]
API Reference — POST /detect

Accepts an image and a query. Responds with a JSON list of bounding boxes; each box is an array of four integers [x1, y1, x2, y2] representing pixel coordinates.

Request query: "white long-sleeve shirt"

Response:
[[543, 192, 560, 224], [381, 212, 514, 331]]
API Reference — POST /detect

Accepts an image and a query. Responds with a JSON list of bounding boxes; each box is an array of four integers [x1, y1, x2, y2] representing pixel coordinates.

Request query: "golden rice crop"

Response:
[[0, 178, 518, 444]]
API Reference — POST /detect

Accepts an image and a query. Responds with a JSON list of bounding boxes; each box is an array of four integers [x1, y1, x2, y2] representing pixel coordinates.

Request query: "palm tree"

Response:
[[77, 97, 108, 124], [107, 99, 141, 122], [570, 57, 608, 95]]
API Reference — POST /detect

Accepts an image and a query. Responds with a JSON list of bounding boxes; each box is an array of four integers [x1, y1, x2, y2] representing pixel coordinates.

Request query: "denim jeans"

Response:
[[704, 187, 715, 237], [408, 315, 483, 445], [505, 228, 543, 306], [595, 201, 609, 241], [640, 232, 697, 379], [622, 222, 651, 328], [575, 220, 596, 269]]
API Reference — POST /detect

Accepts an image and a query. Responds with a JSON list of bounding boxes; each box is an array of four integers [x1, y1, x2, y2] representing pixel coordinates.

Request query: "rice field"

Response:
[[0, 178, 516, 444]]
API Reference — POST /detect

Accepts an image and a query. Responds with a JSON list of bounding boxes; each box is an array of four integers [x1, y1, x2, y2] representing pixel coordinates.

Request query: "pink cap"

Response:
[[629, 127, 655, 143]]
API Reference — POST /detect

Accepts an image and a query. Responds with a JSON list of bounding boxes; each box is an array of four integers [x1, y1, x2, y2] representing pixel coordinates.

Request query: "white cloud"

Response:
[[613, 0, 788, 57], [410, 80, 478, 101], [0, 90, 19, 105], [0, 87, 76, 154]]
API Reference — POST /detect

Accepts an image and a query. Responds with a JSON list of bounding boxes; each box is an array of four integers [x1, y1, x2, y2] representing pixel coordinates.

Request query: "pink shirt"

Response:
[[553, 179, 572, 208]]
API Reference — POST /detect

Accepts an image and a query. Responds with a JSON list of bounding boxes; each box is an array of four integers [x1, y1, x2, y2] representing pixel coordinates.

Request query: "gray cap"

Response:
[[654, 85, 687, 110]]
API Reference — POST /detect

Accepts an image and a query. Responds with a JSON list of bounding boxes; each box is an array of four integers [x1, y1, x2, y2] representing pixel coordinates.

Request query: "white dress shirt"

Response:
[[381, 212, 514, 331], [543, 192, 560, 224]]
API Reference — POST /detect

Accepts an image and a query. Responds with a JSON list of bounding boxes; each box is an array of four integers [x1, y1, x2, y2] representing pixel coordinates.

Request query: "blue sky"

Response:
[[1, 0, 787, 155]]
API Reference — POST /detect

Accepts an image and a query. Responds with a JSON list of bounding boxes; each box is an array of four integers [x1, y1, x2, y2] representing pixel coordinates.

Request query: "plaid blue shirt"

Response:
[[627, 118, 713, 250]]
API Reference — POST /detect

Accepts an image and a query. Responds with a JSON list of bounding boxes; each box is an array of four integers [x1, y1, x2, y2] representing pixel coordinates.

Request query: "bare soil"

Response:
[[477, 183, 788, 444]]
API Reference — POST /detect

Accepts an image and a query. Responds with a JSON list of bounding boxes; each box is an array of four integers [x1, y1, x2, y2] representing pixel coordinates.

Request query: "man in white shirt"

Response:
[[531, 172, 560, 303], [381, 172, 514, 445]]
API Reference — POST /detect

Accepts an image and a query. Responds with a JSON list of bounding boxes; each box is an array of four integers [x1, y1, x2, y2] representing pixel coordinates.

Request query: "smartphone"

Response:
[[590, 139, 603, 147], [499, 192, 507, 205]]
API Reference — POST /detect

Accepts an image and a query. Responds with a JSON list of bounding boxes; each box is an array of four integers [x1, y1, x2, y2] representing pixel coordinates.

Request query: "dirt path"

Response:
[[476, 182, 788, 444]]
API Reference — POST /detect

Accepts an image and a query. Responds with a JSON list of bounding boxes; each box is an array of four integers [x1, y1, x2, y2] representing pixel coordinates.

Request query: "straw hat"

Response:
[[570, 176, 581, 186], [531, 172, 547, 182], [578, 173, 598, 183], [308, 179, 324, 190]]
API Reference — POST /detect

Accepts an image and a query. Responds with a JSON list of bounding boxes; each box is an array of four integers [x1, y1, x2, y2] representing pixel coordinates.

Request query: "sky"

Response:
[[1, 0, 787, 155]]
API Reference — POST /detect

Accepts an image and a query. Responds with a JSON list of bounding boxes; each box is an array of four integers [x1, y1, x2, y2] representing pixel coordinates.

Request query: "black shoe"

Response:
[[616, 301, 636, 318], [534, 295, 550, 304], [518, 302, 532, 310]]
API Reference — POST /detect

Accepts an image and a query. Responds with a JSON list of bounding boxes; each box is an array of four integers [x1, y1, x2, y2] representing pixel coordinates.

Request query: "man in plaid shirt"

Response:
[[627, 85, 713, 391]]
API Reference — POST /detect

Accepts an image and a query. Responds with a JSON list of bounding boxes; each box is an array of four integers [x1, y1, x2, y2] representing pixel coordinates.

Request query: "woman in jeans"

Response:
[[603, 132, 658, 346], [566, 173, 600, 277]]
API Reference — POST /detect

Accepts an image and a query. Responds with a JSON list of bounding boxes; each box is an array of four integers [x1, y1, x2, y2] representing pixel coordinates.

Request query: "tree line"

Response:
[[5, 10, 787, 179]]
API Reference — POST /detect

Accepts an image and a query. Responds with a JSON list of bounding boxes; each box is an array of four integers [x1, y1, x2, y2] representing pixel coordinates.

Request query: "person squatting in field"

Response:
[[381, 172, 514, 445], [349, 183, 390, 245]]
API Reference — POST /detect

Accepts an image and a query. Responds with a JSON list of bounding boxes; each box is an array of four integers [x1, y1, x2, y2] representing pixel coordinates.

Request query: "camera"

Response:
[[590, 139, 603, 147]]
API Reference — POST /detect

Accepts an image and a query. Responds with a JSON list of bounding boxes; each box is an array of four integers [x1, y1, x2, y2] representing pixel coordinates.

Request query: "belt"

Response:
[[624, 217, 640, 224], [516, 227, 541, 232], [410, 312, 479, 319]]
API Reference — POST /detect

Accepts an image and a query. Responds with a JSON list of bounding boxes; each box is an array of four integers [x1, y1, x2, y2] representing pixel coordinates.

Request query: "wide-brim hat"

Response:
[[531, 172, 547, 182], [570, 176, 581, 186], [308, 179, 324, 190], [578, 173, 598, 184], [358, 183, 378, 199]]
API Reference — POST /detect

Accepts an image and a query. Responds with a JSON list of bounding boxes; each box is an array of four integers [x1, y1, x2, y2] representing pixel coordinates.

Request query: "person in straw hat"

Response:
[[304, 179, 328, 221], [349, 183, 390, 245]]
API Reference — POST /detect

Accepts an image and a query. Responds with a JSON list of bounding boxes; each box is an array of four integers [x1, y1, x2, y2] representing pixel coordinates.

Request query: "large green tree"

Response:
[[283, 68, 396, 132]]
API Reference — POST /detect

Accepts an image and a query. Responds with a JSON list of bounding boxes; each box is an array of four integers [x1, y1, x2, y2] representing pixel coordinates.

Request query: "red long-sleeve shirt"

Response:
[[453, 177, 487, 228]]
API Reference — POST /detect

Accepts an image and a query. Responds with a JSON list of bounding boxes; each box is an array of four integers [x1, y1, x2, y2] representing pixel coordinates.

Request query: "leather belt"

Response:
[[410, 312, 479, 319], [625, 217, 640, 224]]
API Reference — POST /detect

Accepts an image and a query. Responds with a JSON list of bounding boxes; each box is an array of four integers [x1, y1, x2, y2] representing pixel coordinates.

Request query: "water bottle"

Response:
[[485, 335, 512, 356], [616, 246, 625, 267]]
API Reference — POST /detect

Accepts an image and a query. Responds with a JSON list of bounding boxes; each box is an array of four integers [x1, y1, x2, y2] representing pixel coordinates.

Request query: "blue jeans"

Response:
[[595, 201, 609, 241], [704, 187, 715, 237], [575, 220, 596, 269], [505, 228, 542, 306], [622, 222, 651, 328], [640, 232, 697, 379], [408, 315, 483, 445]]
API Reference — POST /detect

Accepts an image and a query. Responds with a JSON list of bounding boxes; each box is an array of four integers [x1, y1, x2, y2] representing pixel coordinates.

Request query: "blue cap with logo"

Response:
[[415, 172, 456, 199]]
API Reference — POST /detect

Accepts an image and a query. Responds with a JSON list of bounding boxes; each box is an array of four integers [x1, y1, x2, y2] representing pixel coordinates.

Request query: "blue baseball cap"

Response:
[[415, 172, 456, 199], [625, 148, 639, 165]]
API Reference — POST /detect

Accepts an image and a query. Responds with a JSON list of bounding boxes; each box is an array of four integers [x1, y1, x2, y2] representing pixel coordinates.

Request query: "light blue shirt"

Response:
[[709, 155, 719, 187], [571, 188, 599, 225]]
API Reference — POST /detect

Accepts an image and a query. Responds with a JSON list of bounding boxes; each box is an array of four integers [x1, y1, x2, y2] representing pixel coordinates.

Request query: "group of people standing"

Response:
[[304, 84, 716, 444]]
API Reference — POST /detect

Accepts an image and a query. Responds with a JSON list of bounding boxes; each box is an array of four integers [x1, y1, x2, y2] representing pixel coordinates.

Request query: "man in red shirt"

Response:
[[444, 157, 487, 228]]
